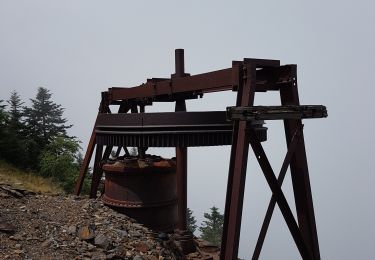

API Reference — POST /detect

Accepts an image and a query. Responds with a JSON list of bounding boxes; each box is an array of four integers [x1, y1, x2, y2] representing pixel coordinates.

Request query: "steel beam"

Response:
[[221, 62, 255, 260], [227, 105, 328, 121], [89, 145, 113, 198], [89, 144, 104, 198], [174, 49, 188, 231], [107, 64, 300, 103], [249, 129, 312, 259], [280, 66, 321, 260], [252, 126, 302, 260]]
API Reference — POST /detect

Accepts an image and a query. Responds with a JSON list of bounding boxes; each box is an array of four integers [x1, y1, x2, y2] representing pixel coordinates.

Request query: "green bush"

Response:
[[39, 136, 86, 193]]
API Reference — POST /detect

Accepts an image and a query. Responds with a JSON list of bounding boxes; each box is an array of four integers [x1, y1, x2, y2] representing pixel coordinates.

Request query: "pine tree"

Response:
[[0, 100, 9, 160], [0, 100, 7, 129], [199, 206, 224, 246], [24, 87, 72, 146], [23, 87, 72, 169], [7, 90, 24, 133], [3, 91, 28, 166], [187, 208, 198, 234]]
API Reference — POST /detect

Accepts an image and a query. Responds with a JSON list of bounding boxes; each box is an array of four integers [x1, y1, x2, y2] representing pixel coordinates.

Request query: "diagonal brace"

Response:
[[249, 128, 313, 260], [252, 126, 303, 260]]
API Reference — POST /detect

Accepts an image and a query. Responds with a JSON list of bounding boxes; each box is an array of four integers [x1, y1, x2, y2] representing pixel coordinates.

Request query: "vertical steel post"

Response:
[[173, 49, 188, 230], [221, 61, 256, 260], [89, 144, 104, 198], [75, 92, 110, 195], [280, 65, 321, 260], [74, 128, 96, 195], [89, 145, 113, 198]]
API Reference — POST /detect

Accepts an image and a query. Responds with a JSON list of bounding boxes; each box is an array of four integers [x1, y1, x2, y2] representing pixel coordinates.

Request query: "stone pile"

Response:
[[0, 184, 182, 260], [0, 184, 219, 260]]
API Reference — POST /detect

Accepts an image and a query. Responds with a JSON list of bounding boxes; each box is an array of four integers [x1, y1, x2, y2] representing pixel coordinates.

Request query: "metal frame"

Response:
[[74, 49, 326, 260]]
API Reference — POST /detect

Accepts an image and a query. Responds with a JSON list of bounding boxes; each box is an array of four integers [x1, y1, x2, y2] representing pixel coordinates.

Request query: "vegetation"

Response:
[[0, 88, 89, 194], [0, 160, 62, 194], [199, 206, 224, 246], [187, 206, 225, 247], [187, 208, 198, 234]]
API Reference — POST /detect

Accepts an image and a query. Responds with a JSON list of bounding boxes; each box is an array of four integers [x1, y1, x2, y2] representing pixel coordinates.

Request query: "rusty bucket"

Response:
[[102, 157, 177, 232]]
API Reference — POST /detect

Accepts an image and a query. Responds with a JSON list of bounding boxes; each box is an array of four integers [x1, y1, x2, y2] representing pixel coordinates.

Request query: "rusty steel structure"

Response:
[[74, 49, 327, 260], [102, 157, 178, 232]]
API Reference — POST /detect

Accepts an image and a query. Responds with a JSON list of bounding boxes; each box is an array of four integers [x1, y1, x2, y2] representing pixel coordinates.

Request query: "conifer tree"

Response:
[[23, 87, 72, 169], [0, 100, 9, 160], [3, 91, 28, 166], [24, 87, 72, 147], [187, 208, 198, 234], [7, 90, 24, 133], [0, 99, 7, 128], [199, 206, 224, 246]]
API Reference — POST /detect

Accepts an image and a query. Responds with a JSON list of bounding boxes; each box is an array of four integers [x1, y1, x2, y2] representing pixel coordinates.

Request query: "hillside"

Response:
[[0, 161, 62, 194], [0, 164, 219, 260]]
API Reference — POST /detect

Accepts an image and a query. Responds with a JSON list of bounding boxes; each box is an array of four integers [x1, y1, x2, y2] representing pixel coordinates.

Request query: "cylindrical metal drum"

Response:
[[102, 157, 177, 232]]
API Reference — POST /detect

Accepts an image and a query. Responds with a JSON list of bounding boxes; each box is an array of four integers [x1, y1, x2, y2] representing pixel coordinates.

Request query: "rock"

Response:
[[94, 233, 110, 249], [115, 229, 128, 238], [0, 219, 15, 234], [158, 232, 168, 241], [0, 186, 24, 198], [135, 242, 150, 253], [129, 230, 142, 238], [0, 184, 181, 259], [13, 249, 23, 254], [87, 243, 96, 251], [78, 226, 95, 240], [67, 225, 77, 235]]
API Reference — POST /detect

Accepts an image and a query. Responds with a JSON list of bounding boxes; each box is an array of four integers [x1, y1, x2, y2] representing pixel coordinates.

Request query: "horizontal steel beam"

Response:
[[107, 64, 297, 103], [227, 105, 328, 121]]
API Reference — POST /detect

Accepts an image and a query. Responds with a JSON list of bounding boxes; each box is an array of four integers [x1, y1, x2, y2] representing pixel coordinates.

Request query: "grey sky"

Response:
[[0, 1, 374, 259]]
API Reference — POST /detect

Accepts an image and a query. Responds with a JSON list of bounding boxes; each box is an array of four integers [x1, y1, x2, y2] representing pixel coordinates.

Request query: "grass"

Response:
[[0, 160, 63, 194]]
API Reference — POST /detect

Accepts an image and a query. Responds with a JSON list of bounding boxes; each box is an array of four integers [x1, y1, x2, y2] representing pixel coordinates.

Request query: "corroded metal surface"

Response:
[[102, 157, 177, 232], [95, 111, 267, 147], [75, 49, 327, 260]]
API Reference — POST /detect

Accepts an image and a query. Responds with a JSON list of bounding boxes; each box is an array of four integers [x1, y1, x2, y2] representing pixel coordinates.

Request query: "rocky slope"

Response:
[[0, 184, 219, 260]]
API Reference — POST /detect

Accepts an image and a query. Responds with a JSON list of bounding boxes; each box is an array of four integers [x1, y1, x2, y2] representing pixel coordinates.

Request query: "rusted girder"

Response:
[[227, 105, 328, 121]]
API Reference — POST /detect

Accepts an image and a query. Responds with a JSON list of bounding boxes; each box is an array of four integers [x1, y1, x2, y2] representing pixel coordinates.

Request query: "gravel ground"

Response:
[[0, 184, 219, 260], [0, 184, 183, 260]]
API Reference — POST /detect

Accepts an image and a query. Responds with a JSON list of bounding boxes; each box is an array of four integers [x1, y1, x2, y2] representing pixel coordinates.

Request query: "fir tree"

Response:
[[187, 208, 198, 234], [0, 100, 9, 160], [24, 87, 72, 147], [7, 90, 24, 133], [199, 206, 224, 246], [3, 91, 28, 166], [0, 99, 7, 128]]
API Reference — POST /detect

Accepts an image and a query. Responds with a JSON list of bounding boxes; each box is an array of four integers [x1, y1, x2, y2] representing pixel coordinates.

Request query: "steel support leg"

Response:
[[280, 66, 321, 260], [90, 145, 113, 198], [175, 99, 187, 230], [74, 129, 96, 195], [221, 62, 255, 260], [89, 144, 103, 198]]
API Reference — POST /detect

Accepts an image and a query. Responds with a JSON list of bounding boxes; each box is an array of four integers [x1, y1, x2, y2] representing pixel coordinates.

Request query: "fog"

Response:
[[1, 1, 374, 259]]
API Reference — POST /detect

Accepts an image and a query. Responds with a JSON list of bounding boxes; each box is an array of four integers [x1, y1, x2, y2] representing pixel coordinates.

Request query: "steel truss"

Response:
[[74, 49, 327, 260]]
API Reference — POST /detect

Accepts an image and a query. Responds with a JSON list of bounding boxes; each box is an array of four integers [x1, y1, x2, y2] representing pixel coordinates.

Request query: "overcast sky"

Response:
[[0, 1, 374, 259]]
